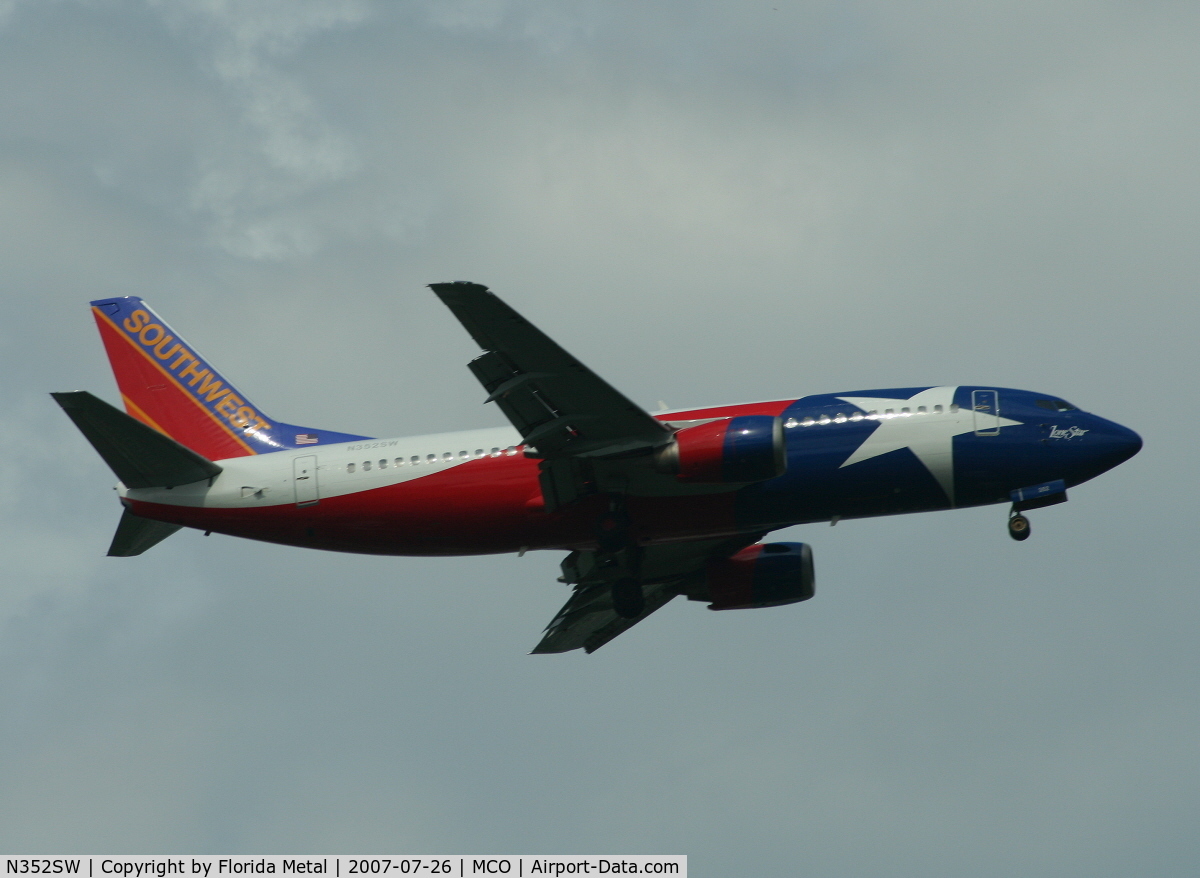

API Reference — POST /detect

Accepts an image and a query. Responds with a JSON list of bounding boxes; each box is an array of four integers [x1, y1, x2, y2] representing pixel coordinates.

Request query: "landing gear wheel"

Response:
[[612, 578, 645, 618], [1008, 513, 1031, 541]]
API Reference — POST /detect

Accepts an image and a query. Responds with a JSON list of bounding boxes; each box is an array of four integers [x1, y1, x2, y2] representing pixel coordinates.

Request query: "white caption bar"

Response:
[[1, 858, 685, 878]]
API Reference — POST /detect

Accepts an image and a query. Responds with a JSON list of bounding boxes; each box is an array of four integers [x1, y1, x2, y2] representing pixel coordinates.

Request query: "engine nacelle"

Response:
[[702, 542, 814, 610], [655, 415, 786, 483]]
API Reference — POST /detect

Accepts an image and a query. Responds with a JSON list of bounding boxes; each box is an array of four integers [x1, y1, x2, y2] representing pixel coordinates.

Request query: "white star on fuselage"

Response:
[[834, 386, 1023, 504]]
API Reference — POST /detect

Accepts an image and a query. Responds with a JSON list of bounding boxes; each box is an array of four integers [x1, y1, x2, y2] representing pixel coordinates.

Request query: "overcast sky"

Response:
[[1, 1, 1196, 873]]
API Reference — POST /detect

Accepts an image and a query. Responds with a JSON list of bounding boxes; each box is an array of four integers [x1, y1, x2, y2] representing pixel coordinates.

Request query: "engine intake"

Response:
[[702, 542, 815, 610], [655, 415, 786, 483]]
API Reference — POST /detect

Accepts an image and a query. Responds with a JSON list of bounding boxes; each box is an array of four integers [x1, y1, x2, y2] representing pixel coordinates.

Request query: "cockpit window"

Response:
[[1036, 398, 1078, 412]]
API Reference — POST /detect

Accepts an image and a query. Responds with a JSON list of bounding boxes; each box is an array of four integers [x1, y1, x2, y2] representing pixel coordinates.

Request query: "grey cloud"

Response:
[[150, 0, 369, 258]]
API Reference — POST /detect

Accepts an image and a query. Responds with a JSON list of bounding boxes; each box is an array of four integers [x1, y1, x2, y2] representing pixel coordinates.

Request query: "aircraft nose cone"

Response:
[[1092, 419, 1142, 472], [1118, 424, 1142, 458]]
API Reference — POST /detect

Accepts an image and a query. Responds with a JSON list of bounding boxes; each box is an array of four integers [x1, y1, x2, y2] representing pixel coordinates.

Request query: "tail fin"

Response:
[[89, 297, 367, 459]]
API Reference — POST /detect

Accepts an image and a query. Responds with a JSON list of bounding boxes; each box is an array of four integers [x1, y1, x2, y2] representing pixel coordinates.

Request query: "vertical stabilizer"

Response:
[[89, 297, 368, 460]]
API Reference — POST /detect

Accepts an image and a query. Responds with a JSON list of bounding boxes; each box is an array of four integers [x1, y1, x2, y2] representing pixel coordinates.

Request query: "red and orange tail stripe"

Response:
[[91, 298, 276, 461]]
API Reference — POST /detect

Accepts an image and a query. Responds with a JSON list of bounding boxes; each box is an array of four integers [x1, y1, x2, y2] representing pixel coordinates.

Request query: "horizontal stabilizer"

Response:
[[108, 507, 182, 556], [51, 391, 223, 488]]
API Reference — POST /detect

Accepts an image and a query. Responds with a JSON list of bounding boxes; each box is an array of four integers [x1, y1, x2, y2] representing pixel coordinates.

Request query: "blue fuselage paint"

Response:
[[735, 386, 1141, 530]]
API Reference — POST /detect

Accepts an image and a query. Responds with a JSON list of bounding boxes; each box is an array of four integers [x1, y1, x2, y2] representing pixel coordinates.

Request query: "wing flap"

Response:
[[532, 533, 767, 654], [532, 581, 678, 654]]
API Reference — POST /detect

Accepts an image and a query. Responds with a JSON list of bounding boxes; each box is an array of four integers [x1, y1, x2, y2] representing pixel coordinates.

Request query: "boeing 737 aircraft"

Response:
[[54, 283, 1142, 653]]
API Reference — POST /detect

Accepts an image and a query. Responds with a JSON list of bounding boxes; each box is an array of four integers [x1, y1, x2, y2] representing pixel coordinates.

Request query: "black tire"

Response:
[[612, 578, 645, 618], [1008, 514, 1031, 541]]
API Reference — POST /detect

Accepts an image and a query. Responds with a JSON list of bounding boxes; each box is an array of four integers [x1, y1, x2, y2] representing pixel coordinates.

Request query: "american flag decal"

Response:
[[295, 433, 319, 445]]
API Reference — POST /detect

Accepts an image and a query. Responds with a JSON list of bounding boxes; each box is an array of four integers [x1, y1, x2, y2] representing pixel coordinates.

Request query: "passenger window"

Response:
[[834, 413, 846, 423], [505, 446, 518, 455], [442, 452, 452, 462], [363, 460, 371, 471], [885, 408, 894, 417], [395, 458, 404, 467], [411, 456, 421, 465], [934, 405, 943, 413], [850, 412, 863, 421], [427, 454, 437, 464], [491, 447, 501, 457], [901, 407, 910, 415], [950, 403, 960, 413], [475, 449, 485, 458], [818, 414, 831, 425], [347, 462, 356, 473], [868, 410, 879, 418], [459, 450, 469, 460], [379, 459, 387, 469], [917, 406, 926, 414], [784, 418, 798, 428], [801, 417, 815, 426]]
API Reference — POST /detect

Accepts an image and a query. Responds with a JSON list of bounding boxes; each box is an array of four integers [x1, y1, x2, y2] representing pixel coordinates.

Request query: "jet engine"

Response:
[[699, 542, 815, 610], [655, 415, 786, 483]]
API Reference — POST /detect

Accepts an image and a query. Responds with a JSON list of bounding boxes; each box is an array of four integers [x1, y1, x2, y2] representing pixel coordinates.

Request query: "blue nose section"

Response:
[[1117, 423, 1142, 460], [1090, 419, 1142, 473]]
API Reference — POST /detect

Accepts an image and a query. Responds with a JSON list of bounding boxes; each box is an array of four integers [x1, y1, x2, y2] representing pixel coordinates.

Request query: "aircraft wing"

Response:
[[433, 281, 768, 653], [429, 282, 672, 462], [533, 533, 765, 653]]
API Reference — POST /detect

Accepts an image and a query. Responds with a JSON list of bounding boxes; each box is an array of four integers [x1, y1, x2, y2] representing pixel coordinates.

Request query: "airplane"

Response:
[[53, 283, 1143, 653]]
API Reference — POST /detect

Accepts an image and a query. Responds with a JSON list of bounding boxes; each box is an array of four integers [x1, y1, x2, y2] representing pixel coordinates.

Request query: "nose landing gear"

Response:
[[1008, 509, 1031, 541], [1007, 480, 1067, 541]]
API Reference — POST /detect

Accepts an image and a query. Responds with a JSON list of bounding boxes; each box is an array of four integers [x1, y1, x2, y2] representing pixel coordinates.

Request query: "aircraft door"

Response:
[[972, 390, 1000, 436], [293, 455, 319, 506]]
